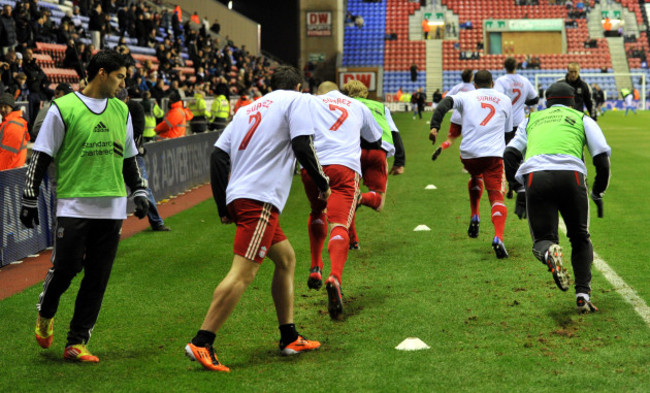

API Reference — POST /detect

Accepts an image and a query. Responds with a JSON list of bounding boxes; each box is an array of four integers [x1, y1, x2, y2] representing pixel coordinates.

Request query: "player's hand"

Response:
[[221, 216, 233, 224], [20, 198, 40, 228], [429, 128, 438, 144], [431, 146, 442, 161], [515, 192, 527, 219], [389, 166, 404, 175], [134, 195, 150, 219], [591, 191, 604, 218], [318, 187, 331, 201]]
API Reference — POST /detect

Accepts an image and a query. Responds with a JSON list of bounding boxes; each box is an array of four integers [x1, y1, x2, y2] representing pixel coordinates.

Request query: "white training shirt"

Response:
[[494, 73, 538, 127], [309, 90, 383, 174], [450, 88, 513, 159], [508, 104, 611, 185], [215, 90, 314, 213], [447, 82, 475, 125], [625, 94, 635, 107], [33, 92, 138, 219]]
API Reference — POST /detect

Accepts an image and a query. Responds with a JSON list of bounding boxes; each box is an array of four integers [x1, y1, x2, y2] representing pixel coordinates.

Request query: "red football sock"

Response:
[[348, 213, 358, 243], [308, 212, 327, 270], [468, 177, 483, 217], [328, 226, 349, 284], [361, 191, 382, 210], [490, 202, 507, 240]]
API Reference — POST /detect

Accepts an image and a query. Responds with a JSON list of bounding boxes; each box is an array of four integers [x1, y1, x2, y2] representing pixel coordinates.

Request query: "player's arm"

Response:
[[503, 119, 529, 190], [292, 135, 330, 199], [385, 108, 405, 171], [429, 96, 454, 144], [584, 117, 611, 217], [210, 146, 231, 221], [583, 82, 596, 120]]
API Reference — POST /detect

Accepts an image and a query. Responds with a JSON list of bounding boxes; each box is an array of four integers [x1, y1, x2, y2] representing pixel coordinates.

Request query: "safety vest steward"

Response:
[[52, 93, 129, 198], [143, 102, 164, 138], [188, 94, 207, 117], [155, 101, 193, 138], [210, 95, 230, 120], [524, 106, 586, 161], [355, 97, 394, 145], [0, 110, 29, 170]]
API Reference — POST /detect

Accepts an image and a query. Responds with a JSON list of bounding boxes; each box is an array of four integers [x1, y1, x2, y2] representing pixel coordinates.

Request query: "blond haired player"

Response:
[[184, 66, 330, 371], [304, 81, 382, 320], [429, 70, 513, 258], [342, 80, 406, 250]]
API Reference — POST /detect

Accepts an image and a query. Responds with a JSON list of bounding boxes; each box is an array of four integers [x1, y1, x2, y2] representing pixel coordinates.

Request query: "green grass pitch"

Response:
[[1, 110, 649, 392]]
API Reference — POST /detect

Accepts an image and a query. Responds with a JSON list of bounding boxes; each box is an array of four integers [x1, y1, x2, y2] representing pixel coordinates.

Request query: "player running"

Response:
[[304, 81, 383, 320], [184, 66, 330, 371], [429, 70, 513, 258], [494, 57, 539, 198], [342, 79, 406, 250]]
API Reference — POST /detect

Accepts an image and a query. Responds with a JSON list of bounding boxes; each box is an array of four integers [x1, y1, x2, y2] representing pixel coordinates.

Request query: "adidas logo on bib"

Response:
[[94, 122, 109, 133]]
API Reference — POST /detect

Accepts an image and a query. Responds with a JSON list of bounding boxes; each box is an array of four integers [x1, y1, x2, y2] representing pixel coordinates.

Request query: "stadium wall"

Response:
[[0, 132, 220, 267], [172, 0, 261, 54], [299, 0, 345, 83]]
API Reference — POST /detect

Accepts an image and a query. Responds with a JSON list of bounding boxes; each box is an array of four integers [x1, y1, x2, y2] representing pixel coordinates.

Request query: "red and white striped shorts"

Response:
[[227, 199, 286, 263]]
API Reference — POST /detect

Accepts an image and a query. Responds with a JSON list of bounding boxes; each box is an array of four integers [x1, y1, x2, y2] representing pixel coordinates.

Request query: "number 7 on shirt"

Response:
[[239, 112, 262, 150], [328, 104, 348, 131], [479, 102, 495, 126]]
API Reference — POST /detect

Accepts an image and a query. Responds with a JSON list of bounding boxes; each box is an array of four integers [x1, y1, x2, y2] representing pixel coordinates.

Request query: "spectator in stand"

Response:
[[88, 3, 104, 49], [233, 92, 253, 114], [23, 48, 52, 127], [0, 92, 29, 170], [210, 18, 221, 34], [155, 91, 193, 138], [141, 91, 164, 142], [422, 17, 430, 40], [0, 5, 17, 55], [7, 72, 28, 102], [1, 50, 18, 89], [63, 40, 86, 80], [410, 63, 418, 82]]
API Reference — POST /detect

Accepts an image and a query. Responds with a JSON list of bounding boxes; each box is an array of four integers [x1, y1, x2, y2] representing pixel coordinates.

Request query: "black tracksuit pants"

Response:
[[37, 217, 122, 346], [524, 170, 593, 294]]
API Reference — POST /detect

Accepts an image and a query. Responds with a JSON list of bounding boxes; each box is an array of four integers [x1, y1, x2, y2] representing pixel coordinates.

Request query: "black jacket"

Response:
[[562, 75, 596, 119], [0, 14, 17, 46]]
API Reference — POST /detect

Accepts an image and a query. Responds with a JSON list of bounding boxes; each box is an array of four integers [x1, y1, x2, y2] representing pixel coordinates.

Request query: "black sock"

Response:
[[191, 330, 216, 347], [279, 323, 298, 347]]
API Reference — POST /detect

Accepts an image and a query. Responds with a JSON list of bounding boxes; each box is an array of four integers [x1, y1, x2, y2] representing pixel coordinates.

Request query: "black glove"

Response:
[[20, 197, 40, 228], [515, 192, 527, 219], [134, 192, 150, 219], [591, 191, 604, 218], [431, 146, 442, 161]]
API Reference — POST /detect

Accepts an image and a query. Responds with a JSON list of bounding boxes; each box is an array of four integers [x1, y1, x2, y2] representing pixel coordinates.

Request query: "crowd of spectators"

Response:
[[0, 0, 276, 139]]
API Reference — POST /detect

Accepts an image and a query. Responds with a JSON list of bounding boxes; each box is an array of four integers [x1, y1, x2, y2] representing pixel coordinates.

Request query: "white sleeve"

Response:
[[583, 116, 611, 157], [360, 104, 383, 142], [32, 105, 66, 157], [451, 94, 464, 114], [124, 113, 139, 159], [504, 102, 513, 132], [525, 79, 538, 100], [384, 107, 398, 132], [287, 94, 315, 139], [494, 78, 506, 94], [507, 118, 529, 154], [215, 122, 233, 154]]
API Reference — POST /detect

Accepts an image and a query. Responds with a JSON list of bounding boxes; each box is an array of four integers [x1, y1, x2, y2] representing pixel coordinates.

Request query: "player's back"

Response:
[[453, 89, 513, 159], [309, 90, 381, 174], [494, 73, 536, 126], [448, 82, 475, 124], [216, 89, 314, 212]]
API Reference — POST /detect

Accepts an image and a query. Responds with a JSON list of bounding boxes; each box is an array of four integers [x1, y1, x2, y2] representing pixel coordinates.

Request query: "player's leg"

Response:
[[35, 217, 87, 350], [525, 171, 569, 292], [482, 158, 508, 258], [462, 158, 484, 238], [64, 219, 121, 361], [186, 199, 275, 371], [359, 149, 388, 212], [301, 169, 328, 289], [557, 171, 596, 312], [348, 212, 359, 250]]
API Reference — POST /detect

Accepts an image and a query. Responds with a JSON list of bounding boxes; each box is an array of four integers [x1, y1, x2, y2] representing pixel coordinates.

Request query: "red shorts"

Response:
[[301, 165, 360, 227], [448, 123, 462, 138], [360, 148, 388, 192], [227, 199, 287, 263], [460, 157, 505, 193]]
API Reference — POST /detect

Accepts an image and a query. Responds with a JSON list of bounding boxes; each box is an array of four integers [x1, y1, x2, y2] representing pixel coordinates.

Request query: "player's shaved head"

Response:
[[317, 81, 339, 95], [474, 70, 493, 88], [342, 79, 368, 98]]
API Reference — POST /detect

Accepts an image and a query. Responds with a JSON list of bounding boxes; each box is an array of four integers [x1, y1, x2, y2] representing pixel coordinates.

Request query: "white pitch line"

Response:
[[559, 220, 650, 326]]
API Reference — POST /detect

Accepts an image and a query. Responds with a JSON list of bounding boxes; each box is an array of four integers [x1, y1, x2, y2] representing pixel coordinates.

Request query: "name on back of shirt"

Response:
[[246, 99, 273, 115], [476, 95, 501, 104], [322, 97, 352, 107]]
